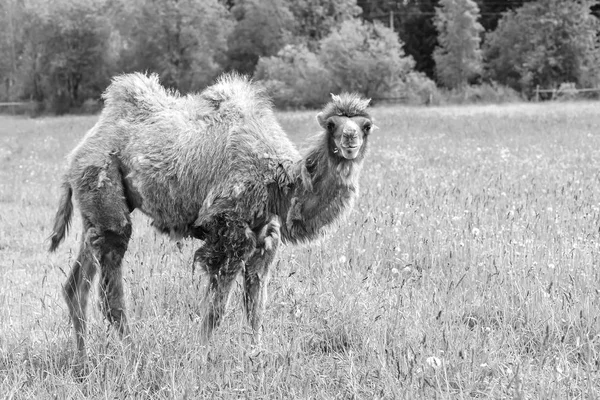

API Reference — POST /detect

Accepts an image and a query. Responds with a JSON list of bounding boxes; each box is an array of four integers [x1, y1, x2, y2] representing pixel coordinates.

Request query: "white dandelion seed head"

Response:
[[426, 356, 442, 369]]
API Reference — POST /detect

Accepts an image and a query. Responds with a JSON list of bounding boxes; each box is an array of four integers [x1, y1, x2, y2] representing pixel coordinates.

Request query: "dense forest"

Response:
[[1, 0, 599, 112]]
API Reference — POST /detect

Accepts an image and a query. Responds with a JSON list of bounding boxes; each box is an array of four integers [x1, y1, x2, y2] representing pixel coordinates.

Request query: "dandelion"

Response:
[[472, 227, 480, 237], [555, 363, 564, 375], [339, 255, 347, 264], [426, 356, 442, 370], [391, 268, 399, 275]]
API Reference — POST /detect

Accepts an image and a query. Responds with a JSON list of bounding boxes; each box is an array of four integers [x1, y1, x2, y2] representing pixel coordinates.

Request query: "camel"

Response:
[[49, 72, 375, 364]]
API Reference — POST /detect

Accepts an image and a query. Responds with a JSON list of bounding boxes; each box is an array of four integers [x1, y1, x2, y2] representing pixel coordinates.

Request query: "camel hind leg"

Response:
[[244, 216, 280, 344], [65, 156, 132, 364], [89, 226, 132, 338], [63, 235, 97, 365]]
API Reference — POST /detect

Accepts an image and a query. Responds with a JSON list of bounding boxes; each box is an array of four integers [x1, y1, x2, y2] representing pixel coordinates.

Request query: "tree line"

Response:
[[0, 0, 598, 113]]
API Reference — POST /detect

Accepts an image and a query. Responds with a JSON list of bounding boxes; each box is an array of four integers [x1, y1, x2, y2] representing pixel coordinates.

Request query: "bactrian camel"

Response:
[[49, 72, 376, 364]]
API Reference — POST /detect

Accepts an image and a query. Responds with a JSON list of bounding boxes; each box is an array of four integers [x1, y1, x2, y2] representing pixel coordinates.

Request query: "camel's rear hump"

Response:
[[102, 73, 179, 115]]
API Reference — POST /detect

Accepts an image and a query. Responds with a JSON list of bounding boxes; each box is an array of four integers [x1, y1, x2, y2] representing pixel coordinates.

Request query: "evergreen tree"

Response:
[[359, 0, 440, 79], [433, 0, 484, 89], [475, 0, 530, 32]]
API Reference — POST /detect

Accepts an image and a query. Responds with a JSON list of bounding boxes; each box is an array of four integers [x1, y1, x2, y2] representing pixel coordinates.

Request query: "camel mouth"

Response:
[[340, 146, 360, 159]]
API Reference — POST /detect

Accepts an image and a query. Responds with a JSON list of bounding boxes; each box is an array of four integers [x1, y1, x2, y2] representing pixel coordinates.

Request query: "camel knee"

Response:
[[88, 226, 131, 255], [256, 217, 281, 254], [194, 212, 256, 275]]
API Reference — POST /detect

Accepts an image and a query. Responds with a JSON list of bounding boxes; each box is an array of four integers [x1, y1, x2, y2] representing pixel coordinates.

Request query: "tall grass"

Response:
[[1, 102, 599, 398]]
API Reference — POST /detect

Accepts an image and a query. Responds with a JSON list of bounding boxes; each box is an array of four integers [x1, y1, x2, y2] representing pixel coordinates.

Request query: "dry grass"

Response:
[[1, 101, 600, 398]]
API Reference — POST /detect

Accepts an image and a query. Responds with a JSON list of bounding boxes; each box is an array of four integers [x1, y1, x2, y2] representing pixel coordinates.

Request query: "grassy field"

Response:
[[1, 101, 600, 399]]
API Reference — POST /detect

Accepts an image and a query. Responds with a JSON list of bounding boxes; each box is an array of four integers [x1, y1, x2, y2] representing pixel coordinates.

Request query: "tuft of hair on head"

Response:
[[321, 92, 372, 119]]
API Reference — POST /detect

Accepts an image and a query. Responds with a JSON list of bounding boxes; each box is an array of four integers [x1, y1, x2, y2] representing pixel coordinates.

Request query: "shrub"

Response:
[[256, 18, 418, 108], [319, 19, 415, 99], [255, 44, 334, 109], [444, 82, 523, 104], [401, 71, 442, 105]]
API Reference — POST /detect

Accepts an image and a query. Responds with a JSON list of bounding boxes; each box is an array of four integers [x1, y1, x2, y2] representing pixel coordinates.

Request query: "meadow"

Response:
[[1, 101, 600, 399]]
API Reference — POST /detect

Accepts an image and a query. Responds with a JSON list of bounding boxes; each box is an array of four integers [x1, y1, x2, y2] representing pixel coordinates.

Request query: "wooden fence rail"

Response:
[[0, 101, 37, 115], [535, 85, 600, 101], [0, 102, 31, 107]]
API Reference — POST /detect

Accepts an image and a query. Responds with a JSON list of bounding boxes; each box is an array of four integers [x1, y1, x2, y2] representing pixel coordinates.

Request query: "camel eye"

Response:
[[363, 122, 372, 132], [326, 121, 336, 132]]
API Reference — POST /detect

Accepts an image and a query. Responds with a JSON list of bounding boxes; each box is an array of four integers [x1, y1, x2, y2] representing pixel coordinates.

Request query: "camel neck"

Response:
[[277, 134, 364, 244]]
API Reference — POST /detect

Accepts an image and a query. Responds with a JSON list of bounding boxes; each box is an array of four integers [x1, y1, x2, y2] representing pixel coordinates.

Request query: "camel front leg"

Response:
[[194, 212, 257, 342], [198, 265, 240, 342], [244, 217, 280, 344]]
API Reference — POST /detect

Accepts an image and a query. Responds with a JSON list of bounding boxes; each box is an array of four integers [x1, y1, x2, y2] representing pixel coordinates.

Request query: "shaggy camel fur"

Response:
[[49, 72, 375, 363]]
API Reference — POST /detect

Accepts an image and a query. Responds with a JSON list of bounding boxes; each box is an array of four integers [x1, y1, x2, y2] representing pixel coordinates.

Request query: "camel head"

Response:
[[316, 93, 376, 160]]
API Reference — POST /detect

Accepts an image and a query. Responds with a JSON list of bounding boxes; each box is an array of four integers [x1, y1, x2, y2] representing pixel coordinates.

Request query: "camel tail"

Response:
[[49, 181, 73, 252]]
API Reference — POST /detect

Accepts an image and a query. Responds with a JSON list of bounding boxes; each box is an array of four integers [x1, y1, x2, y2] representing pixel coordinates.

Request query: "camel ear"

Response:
[[317, 113, 336, 132], [370, 118, 379, 132], [316, 112, 327, 129]]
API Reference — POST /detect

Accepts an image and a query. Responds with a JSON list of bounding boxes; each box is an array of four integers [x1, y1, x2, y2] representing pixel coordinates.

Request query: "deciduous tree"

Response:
[[225, 0, 294, 75], [484, 0, 600, 94], [320, 19, 414, 98], [287, 0, 361, 49], [18, 0, 113, 113], [122, 0, 232, 92]]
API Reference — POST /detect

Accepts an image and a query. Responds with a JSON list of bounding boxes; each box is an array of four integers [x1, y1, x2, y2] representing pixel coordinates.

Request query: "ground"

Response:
[[1, 102, 599, 398]]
